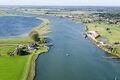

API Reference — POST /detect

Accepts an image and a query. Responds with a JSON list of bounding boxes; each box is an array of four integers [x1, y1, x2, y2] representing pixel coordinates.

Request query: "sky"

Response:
[[0, 0, 119, 6]]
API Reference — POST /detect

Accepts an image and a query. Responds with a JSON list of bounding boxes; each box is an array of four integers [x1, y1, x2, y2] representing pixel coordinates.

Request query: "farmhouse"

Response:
[[87, 31, 100, 39]]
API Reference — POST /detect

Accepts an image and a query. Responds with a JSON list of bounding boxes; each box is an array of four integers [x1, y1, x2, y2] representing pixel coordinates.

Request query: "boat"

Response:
[[66, 53, 70, 56], [46, 43, 54, 47]]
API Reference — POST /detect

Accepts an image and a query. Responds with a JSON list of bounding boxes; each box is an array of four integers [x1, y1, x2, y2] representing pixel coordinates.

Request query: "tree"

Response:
[[106, 28, 111, 33], [29, 30, 40, 42], [106, 28, 110, 31]]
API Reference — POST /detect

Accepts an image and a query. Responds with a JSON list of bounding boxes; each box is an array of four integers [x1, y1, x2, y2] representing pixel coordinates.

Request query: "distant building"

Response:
[[88, 31, 100, 39], [28, 43, 36, 50]]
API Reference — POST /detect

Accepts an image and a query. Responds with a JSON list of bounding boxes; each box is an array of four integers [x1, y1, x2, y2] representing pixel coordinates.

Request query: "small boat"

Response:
[[83, 32, 88, 38], [66, 53, 70, 56], [46, 43, 54, 47], [84, 35, 88, 38]]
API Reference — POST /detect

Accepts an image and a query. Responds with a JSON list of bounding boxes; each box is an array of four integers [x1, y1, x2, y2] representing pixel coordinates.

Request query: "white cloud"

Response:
[[0, 0, 119, 6]]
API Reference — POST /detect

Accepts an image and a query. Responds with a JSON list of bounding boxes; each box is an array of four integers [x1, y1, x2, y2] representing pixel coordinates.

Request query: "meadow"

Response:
[[87, 22, 120, 44], [87, 22, 120, 54], [0, 18, 50, 80]]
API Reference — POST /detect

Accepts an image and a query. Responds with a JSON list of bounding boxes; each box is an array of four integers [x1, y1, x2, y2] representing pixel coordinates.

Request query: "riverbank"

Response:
[[86, 22, 120, 58], [54, 14, 120, 58], [23, 46, 49, 80], [25, 18, 51, 80], [0, 17, 50, 80]]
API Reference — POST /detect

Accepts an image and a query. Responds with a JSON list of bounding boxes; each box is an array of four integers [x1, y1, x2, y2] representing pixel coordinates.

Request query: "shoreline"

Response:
[[25, 49, 48, 80], [0, 16, 51, 80], [85, 24, 120, 58], [71, 18, 120, 58], [24, 18, 51, 80]]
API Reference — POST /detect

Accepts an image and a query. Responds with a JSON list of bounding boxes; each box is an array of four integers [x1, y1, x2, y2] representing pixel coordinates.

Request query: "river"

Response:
[[0, 16, 42, 38], [35, 16, 120, 80]]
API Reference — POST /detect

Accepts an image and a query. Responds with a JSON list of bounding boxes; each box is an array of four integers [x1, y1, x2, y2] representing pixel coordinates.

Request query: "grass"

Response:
[[87, 22, 120, 54], [0, 56, 29, 80], [0, 39, 48, 80], [25, 46, 49, 80], [87, 22, 120, 43], [18, 9, 48, 15], [0, 46, 49, 80], [33, 18, 51, 35], [0, 37, 32, 56], [0, 46, 16, 56], [0, 17, 50, 80], [0, 37, 32, 45], [0, 11, 15, 16]]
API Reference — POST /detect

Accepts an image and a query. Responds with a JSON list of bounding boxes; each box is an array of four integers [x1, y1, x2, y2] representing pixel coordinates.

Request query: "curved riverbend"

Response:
[[35, 16, 120, 80]]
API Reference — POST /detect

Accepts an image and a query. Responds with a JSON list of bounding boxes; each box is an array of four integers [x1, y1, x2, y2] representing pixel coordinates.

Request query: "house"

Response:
[[99, 41, 107, 46], [117, 22, 120, 25], [88, 31, 100, 39], [28, 43, 36, 50]]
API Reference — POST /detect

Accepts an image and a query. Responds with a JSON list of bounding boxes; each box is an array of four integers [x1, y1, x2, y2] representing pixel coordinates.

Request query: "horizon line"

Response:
[[0, 5, 120, 7]]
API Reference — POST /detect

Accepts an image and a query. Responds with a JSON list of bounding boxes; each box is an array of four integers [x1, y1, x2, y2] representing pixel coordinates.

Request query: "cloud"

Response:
[[0, 0, 119, 6]]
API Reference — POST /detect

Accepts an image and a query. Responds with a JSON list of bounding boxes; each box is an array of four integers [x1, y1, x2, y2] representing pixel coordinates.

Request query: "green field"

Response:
[[0, 56, 29, 80], [87, 22, 120, 54], [0, 37, 32, 56], [0, 18, 50, 80], [0, 37, 49, 80], [87, 22, 120, 43], [0, 37, 32, 44]]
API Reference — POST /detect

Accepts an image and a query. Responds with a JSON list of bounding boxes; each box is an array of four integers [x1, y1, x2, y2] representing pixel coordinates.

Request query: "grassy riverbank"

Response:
[[87, 23, 120, 44], [0, 17, 50, 80], [86, 22, 120, 56]]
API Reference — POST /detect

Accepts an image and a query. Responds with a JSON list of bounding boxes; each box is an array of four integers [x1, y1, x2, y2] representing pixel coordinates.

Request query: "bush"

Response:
[[29, 30, 40, 42]]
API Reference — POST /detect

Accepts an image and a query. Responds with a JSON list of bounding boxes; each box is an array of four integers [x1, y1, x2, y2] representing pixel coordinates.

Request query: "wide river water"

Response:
[[35, 16, 120, 80], [0, 15, 120, 80], [0, 16, 42, 38]]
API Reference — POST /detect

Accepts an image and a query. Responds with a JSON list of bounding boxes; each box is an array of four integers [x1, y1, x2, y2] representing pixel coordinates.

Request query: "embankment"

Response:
[[22, 18, 51, 80]]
